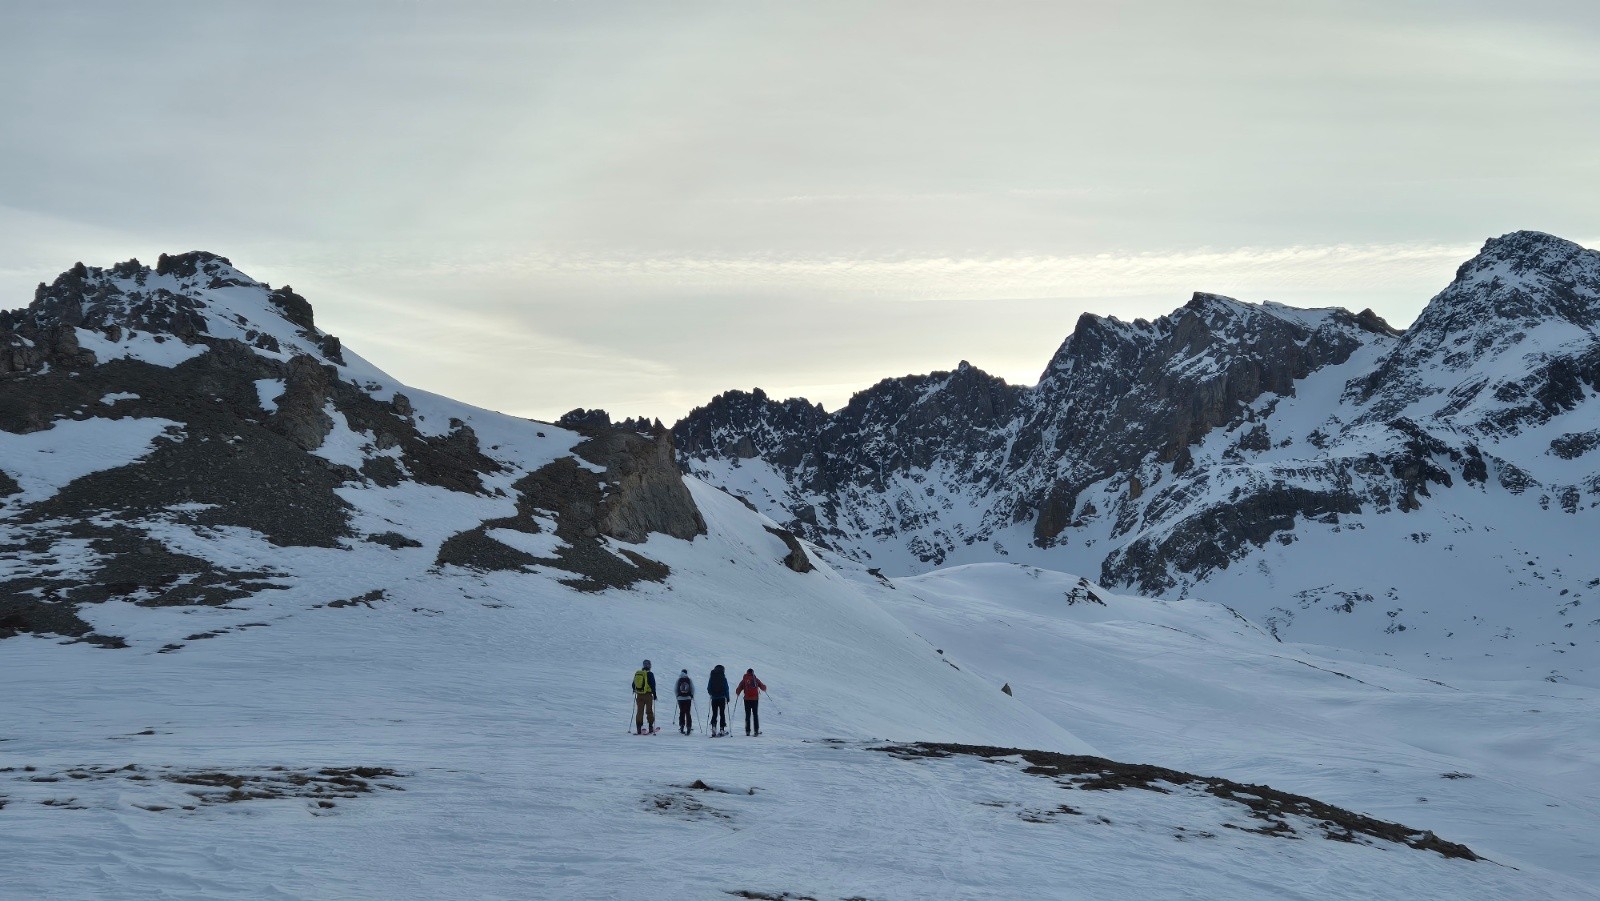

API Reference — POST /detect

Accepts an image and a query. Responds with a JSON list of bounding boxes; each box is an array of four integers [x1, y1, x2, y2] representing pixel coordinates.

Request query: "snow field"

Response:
[[881, 563, 1600, 890], [4, 482, 1595, 898]]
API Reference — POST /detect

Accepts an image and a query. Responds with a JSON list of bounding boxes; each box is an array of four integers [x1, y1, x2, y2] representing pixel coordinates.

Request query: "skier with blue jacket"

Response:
[[674, 669, 695, 734], [706, 664, 731, 737]]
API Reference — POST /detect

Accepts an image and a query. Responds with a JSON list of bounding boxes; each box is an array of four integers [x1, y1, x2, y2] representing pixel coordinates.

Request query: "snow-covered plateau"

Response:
[[2, 247, 1597, 899]]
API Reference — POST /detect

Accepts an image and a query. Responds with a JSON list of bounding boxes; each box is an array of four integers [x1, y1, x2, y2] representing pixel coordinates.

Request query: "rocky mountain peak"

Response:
[[1353, 232, 1600, 423], [1, 251, 344, 377], [1466, 229, 1597, 279], [1436, 230, 1600, 323]]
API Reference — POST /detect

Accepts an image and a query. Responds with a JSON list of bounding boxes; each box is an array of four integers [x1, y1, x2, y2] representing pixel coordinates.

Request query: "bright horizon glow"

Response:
[[2, 1, 1597, 422]]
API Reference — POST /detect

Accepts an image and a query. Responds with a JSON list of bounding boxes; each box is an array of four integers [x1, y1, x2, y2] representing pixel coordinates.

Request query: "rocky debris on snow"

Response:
[[1065, 578, 1105, 606], [1, 519, 287, 646], [878, 743, 1481, 861], [646, 789, 730, 822], [0, 764, 406, 815], [323, 589, 388, 609]]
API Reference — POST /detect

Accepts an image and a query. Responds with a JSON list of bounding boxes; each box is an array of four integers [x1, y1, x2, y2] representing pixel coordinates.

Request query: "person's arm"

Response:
[[648, 673, 657, 695]]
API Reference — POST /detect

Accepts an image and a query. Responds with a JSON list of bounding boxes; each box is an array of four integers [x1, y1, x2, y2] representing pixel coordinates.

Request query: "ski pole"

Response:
[[761, 688, 782, 716]]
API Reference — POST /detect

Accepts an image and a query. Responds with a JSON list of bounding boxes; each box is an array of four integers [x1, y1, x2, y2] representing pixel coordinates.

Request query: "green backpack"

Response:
[[633, 670, 651, 694]]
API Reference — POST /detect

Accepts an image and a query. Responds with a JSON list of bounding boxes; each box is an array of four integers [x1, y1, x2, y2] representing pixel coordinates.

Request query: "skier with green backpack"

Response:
[[630, 660, 658, 734]]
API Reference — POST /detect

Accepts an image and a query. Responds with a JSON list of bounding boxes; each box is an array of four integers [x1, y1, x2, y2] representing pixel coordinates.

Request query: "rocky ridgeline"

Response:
[[675, 231, 1600, 602], [0, 254, 704, 645]]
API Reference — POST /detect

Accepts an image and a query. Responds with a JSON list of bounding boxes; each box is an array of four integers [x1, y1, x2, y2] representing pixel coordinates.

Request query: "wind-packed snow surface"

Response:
[[2, 250, 1596, 898]]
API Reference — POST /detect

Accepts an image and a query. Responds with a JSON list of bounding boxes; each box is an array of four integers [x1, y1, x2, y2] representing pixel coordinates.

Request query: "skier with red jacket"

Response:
[[736, 668, 767, 736]]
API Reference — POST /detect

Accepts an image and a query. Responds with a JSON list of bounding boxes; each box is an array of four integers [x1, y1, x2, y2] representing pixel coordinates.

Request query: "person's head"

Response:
[[642, 660, 651, 670], [714, 664, 723, 672], [681, 669, 688, 675], [746, 668, 754, 675]]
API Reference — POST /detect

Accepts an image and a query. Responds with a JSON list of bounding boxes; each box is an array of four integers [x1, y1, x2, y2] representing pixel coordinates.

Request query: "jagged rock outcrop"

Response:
[[575, 423, 707, 543]]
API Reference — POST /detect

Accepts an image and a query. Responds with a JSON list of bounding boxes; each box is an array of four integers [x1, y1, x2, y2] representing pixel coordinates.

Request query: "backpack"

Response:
[[676, 676, 692, 698], [633, 670, 651, 695]]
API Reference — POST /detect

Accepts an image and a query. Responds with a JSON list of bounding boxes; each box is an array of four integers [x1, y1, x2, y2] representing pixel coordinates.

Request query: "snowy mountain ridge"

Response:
[[677, 231, 1600, 682], [3, 247, 1598, 898]]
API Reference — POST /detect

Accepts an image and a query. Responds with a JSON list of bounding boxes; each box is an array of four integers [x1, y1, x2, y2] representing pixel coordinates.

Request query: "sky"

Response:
[[2, 0, 1597, 422]]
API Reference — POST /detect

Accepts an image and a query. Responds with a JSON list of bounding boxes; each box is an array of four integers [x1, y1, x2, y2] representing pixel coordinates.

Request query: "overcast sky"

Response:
[[3, 1, 1597, 422]]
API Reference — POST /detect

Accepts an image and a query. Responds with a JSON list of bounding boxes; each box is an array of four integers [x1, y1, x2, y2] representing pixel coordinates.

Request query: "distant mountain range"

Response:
[[676, 231, 1600, 678], [3, 233, 1596, 678]]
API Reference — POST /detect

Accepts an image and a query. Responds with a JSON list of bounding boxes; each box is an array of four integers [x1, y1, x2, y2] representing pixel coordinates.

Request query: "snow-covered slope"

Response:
[[879, 563, 1600, 887], [677, 231, 1600, 682], [4, 252, 1585, 897]]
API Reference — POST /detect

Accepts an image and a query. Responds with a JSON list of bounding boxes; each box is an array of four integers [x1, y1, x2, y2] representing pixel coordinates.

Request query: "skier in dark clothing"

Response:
[[631, 660, 657, 734], [674, 669, 695, 734], [736, 668, 766, 736], [706, 665, 731, 736]]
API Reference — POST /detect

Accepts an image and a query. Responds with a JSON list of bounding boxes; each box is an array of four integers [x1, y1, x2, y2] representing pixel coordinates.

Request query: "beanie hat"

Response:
[[643, 660, 651, 669]]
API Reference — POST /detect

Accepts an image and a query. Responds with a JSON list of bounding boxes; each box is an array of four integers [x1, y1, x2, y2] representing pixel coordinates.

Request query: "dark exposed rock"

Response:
[[366, 532, 423, 549], [434, 423, 697, 590], [0, 595, 97, 642], [10, 348, 357, 549], [1552, 430, 1600, 461], [1103, 485, 1362, 594], [268, 286, 315, 330], [325, 589, 387, 609], [435, 526, 542, 573], [574, 424, 706, 543], [360, 456, 405, 487], [271, 354, 337, 451], [559, 408, 613, 429], [764, 526, 814, 573]]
